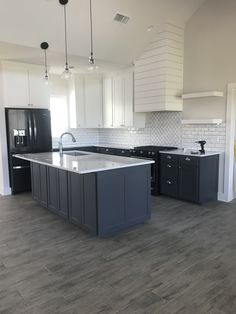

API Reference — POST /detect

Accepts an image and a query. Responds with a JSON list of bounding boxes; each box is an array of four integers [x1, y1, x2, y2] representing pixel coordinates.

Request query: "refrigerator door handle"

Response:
[[13, 165, 31, 170], [28, 114, 33, 143], [33, 113, 37, 141]]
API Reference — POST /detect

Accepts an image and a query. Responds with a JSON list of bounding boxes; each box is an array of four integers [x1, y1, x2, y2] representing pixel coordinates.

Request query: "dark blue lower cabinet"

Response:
[[68, 172, 97, 235], [31, 163, 69, 218], [31, 162, 48, 208], [97, 166, 151, 236], [31, 162, 151, 237], [160, 154, 219, 204]]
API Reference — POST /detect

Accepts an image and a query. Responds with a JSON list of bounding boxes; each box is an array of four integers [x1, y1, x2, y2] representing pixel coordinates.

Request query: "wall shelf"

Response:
[[181, 119, 223, 125], [182, 91, 224, 99]]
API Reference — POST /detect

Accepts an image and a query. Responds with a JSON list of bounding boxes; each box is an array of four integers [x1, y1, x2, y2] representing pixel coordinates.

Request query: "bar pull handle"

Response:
[[33, 113, 37, 141], [13, 165, 30, 170], [28, 115, 33, 142]]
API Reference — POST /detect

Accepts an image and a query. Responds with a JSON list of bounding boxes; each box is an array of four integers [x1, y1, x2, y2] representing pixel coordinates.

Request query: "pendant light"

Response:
[[59, 0, 72, 79], [40, 42, 49, 84], [88, 0, 98, 70]]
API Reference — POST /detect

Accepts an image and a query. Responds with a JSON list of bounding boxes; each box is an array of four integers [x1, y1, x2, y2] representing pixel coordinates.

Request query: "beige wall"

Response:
[[0, 65, 10, 195], [183, 0, 236, 120]]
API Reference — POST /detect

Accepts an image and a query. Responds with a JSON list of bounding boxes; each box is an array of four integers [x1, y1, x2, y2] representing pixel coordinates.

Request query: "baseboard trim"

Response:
[[0, 187, 12, 196], [218, 192, 233, 203]]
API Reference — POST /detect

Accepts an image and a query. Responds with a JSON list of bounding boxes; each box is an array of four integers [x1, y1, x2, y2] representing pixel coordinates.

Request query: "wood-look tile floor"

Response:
[[0, 193, 236, 314]]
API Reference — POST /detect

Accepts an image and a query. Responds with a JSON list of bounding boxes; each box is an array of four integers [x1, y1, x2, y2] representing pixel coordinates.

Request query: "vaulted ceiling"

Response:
[[0, 0, 206, 70]]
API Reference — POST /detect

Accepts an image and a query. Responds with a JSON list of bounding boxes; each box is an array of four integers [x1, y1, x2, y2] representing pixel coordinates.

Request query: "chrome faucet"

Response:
[[58, 132, 76, 157]]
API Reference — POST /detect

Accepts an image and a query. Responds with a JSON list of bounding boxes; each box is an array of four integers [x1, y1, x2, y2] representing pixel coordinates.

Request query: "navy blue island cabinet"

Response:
[[31, 162, 151, 237]]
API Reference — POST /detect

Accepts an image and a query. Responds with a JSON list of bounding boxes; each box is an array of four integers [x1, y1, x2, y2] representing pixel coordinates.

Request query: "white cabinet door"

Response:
[[74, 76, 86, 128], [113, 75, 125, 127], [84, 76, 103, 128], [2, 65, 29, 108], [28, 68, 50, 108], [123, 71, 134, 127], [103, 77, 113, 127]]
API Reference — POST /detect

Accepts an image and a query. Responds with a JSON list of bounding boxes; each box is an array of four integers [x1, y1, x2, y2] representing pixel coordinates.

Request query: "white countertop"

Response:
[[15, 151, 154, 174], [160, 149, 221, 157]]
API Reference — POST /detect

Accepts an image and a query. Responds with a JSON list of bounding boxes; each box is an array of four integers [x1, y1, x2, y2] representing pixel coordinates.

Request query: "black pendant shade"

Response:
[[40, 42, 49, 50], [59, 0, 68, 4]]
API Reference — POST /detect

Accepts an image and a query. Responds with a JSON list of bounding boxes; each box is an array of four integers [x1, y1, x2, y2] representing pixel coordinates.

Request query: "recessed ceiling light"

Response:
[[147, 25, 154, 32]]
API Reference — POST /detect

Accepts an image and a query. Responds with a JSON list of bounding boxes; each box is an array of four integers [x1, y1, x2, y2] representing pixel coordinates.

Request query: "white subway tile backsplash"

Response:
[[52, 128, 99, 148], [99, 112, 182, 148], [181, 123, 226, 152], [52, 113, 226, 153]]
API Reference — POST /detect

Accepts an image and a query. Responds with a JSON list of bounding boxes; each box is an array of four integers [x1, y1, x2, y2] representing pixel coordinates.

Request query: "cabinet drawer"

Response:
[[161, 162, 178, 179], [160, 177, 178, 198], [161, 153, 178, 164], [180, 156, 198, 166]]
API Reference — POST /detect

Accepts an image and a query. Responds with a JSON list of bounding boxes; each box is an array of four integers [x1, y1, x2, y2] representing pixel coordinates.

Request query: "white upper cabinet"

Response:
[[123, 71, 134, 127], [84, 76, 103, 128], [28, 68, 50, 108], [103, 69, 146, 129], [103, 77, 113, 128], [113, 75, 125, 127], [69, 74, 103, 128], [74, 76, 86, 128], [2, 63, 29, 108], [1, 62, 50, 109]]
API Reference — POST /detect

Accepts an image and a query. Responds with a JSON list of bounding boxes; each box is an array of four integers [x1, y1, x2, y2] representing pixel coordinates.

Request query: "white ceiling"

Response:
[[0, 0, 206, 71]]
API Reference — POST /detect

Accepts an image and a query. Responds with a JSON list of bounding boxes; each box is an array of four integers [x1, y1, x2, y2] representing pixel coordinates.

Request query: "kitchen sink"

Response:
[[63, 151, 88, 157]]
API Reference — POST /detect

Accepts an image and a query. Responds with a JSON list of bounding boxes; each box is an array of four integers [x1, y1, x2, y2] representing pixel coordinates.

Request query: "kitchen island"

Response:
[[15, 151, 154, 237]]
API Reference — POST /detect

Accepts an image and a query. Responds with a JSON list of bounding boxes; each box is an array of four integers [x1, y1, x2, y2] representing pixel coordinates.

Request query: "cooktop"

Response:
[[134, 145, 177, 152]]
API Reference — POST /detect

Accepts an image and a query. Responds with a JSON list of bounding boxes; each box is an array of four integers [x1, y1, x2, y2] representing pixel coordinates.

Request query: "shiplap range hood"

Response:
[[134, 23, 184, 112]]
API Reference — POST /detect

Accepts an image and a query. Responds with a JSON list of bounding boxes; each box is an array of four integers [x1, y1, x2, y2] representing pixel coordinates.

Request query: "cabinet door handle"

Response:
[[33, 113, 37, 142], [167, 164, 172, 168], [185, 157, 191, 161], [28, 115, 33, 143], [13, 165, 30, 170], [167, 155, 172, 159], [166, 180, 172, 185]]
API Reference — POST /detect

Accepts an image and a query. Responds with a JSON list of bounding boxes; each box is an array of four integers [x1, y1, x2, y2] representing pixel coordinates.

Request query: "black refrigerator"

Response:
[[5, 108, 52, 194]]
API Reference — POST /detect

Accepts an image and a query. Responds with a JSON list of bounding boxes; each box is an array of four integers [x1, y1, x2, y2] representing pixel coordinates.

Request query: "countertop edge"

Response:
[[159, 150, 222, 157], [15, 154, 154, 175]]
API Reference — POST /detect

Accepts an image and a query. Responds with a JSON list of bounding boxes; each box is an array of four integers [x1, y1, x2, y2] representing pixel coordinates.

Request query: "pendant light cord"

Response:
[[64, 4, 69, 69], [90, 0, 94, 61], [44, 49, 48, 76]]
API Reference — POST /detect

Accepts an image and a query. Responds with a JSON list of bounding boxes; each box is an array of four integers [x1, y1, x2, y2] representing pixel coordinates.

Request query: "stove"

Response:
[[132, 145, 178, 195]]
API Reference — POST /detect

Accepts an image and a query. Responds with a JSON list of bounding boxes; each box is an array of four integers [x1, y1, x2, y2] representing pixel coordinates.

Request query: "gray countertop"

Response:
[[160, 149, 221, 157], [15, 151, 154, 174]]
